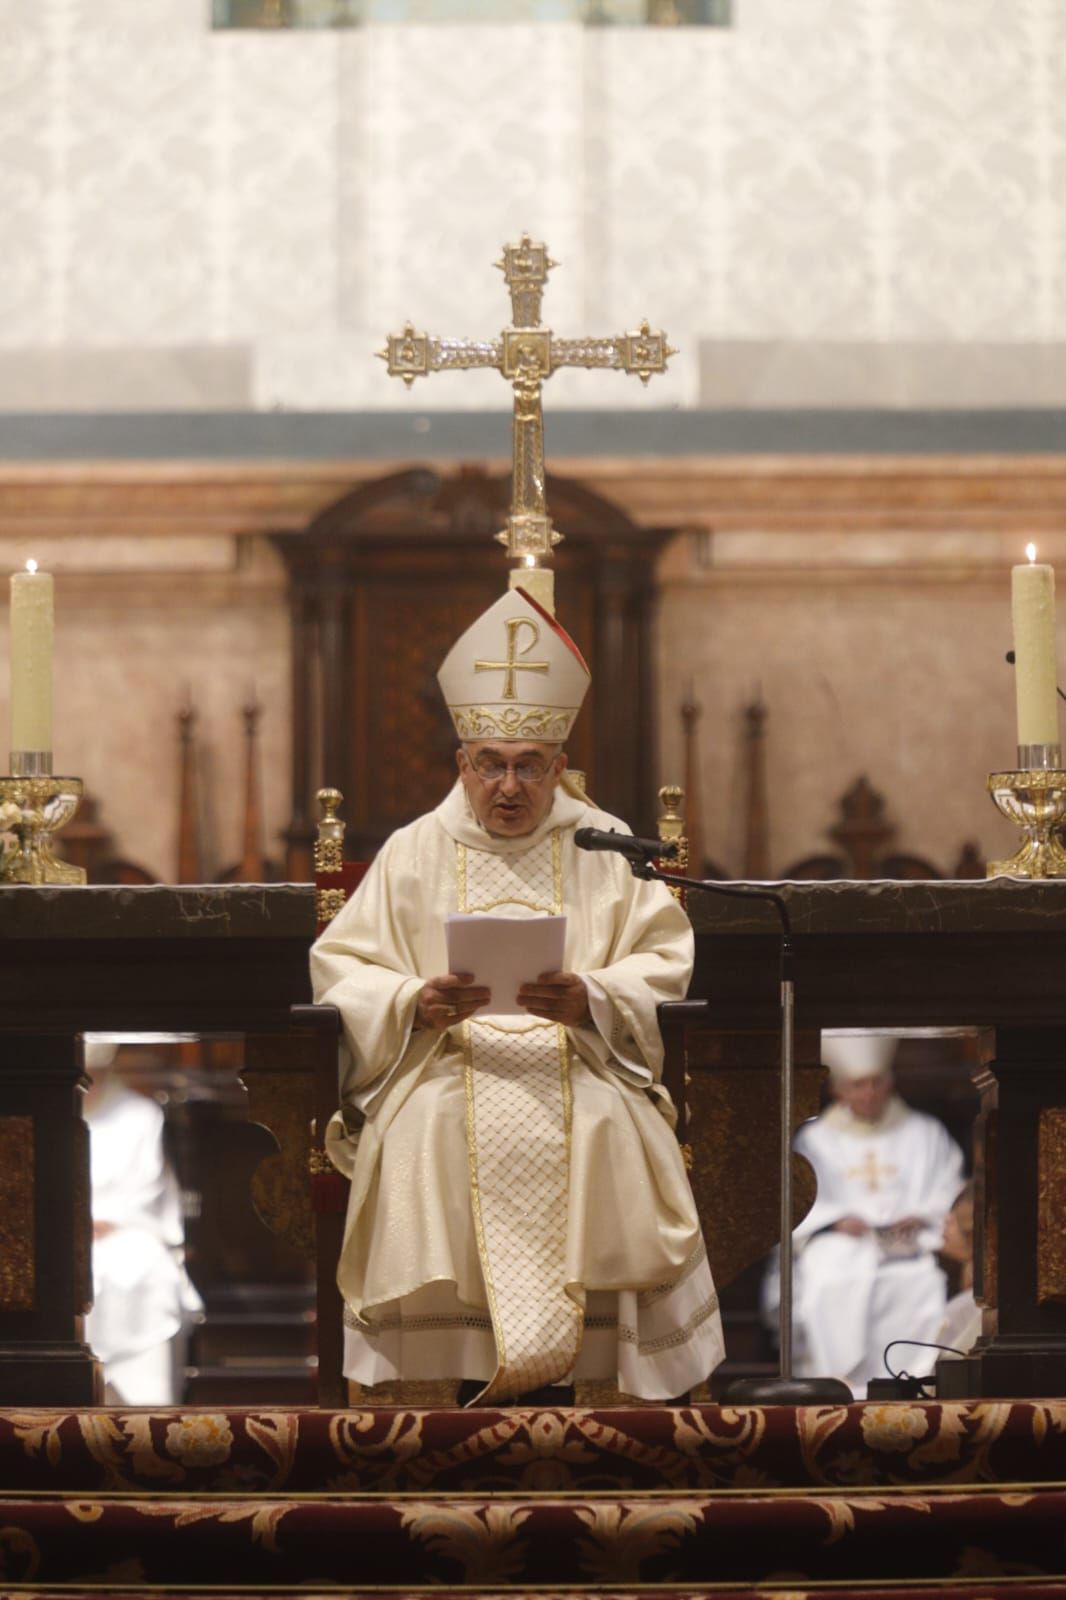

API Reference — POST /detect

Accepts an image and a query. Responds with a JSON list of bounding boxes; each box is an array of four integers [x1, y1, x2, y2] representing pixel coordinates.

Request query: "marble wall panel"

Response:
[[5, 0, 1066, 408], [573, 26, 722, 409], [0, 7, 50, 346], [698, 340, 1066, 409], [355, 23, 589, 413], [61, 0, 217, 345], [1049, 0, 1066, 337], [0, 347, 253, 411], [883, 0, 1047, 340], [709, 0, 880, 341], [224, 33, 339, 343]]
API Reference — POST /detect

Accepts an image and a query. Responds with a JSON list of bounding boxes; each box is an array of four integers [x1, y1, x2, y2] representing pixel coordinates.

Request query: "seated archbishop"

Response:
[[311, 587, 724, 1403]]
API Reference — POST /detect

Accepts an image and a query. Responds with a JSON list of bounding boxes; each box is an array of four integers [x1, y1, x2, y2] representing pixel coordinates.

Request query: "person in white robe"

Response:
[[83, 1041, 203, 1405], [790, 1032, 964, 1396], [312, 586, 724, 1404]]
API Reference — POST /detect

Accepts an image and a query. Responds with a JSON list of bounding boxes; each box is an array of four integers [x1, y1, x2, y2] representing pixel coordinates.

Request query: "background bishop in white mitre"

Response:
[[790, 1032, 964, 1396]]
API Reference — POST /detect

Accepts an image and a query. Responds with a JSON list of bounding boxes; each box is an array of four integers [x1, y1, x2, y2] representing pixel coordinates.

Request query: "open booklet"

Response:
[[444, 913, 567, 1018]]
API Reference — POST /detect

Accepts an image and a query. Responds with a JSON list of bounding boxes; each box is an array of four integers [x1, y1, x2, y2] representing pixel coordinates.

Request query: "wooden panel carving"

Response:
[[1038, 1106, 1066, 1305], [369, 584, 489, 833], [242, 1038, 315, 1261], [73, 1113, 92, 1316], [972, 1079, 998, 1313], [683, 1030, 825, 1289], [0, 1116, 34, 1311]]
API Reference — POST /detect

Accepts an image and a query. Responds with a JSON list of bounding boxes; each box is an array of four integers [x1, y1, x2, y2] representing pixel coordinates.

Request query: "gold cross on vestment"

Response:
[[847, 1150, 898, 1193], [380, 235, 675, 572], [475, 616, 548, 701]]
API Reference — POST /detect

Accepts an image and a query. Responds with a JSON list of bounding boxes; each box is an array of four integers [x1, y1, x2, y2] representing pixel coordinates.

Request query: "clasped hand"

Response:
[[416, 970, 590, 1032]]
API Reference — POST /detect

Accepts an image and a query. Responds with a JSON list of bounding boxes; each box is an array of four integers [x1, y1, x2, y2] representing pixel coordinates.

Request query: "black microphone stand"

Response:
[[629, 856, 853, 1405]]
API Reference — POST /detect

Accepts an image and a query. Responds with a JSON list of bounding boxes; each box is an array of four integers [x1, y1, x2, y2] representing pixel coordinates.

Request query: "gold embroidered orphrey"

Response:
[[456, 829, 583, 1400], [380, 235, 676, 568]]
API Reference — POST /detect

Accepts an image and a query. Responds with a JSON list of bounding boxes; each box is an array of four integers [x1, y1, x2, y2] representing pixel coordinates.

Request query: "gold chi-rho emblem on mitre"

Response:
[[438, 589, 591, 743]]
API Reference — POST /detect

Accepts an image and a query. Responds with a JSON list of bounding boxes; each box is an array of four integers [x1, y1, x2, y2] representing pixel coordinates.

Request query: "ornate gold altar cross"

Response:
[[380, 235, 675, 577]]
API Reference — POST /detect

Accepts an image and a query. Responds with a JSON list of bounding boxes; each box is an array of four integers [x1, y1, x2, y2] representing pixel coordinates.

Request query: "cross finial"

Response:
[[380, 238, 675, 606], [496, 234, 557, 327]]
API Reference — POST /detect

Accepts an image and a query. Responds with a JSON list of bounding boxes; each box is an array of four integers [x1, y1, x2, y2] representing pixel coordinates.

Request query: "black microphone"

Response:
[[1005, 649, 1066, 703], [574, 826, 677, 863]]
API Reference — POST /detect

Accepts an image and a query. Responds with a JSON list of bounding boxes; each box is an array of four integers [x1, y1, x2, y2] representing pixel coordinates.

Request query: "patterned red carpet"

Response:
[[0, 1402, 1064, 1595], [6, 1590, 1066, 1600]]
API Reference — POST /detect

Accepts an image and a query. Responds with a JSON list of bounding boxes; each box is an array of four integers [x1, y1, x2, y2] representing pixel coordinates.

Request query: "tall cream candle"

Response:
[[10, 559, 54, 756], [1011, 544, 1059, 750]]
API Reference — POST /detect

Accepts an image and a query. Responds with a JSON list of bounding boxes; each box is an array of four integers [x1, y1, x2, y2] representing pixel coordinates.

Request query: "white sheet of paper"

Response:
[[445, 913, 567, 1017]]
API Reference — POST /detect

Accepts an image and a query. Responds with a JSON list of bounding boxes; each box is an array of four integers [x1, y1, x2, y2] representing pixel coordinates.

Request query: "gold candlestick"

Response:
[[987, 762, 1066, 879], [0, 774, 86, 885]]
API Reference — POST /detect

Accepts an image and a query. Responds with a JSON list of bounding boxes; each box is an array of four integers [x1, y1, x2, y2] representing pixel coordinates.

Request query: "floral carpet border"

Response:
[[0, 1485, 1065, 1586], [5, 1588, 1066, 1600], [1, 1402, 1065, 1495]]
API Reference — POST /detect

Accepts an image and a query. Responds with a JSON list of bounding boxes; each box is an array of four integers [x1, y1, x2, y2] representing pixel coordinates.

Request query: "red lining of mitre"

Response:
[[513, 586, 591, 676]]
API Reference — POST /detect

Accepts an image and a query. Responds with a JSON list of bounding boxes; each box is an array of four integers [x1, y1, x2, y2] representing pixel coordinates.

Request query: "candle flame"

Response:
[[522, 554, 535, 568], [1027, 543, 1038, 563], [25, 559, 37, 574]]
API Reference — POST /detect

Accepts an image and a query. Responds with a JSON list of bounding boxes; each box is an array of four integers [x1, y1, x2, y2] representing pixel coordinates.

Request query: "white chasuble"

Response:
[[311, 780, 725, 1401]]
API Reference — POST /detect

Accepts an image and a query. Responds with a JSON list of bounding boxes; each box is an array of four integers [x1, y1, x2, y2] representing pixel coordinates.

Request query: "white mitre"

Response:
[[821, 1031, 897, 1081], [437, 586, 591, 743]]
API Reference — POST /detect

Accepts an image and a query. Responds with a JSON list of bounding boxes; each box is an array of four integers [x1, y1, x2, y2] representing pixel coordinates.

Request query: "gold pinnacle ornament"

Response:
[[380, 235, 675, 572]]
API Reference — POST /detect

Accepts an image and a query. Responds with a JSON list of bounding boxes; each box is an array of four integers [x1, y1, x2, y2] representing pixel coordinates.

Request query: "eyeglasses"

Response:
[[468, 757, 555, 785]]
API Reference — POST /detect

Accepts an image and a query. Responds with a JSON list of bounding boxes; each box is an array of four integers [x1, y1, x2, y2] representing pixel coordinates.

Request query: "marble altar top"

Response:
[[0, 883, 317, 940], [685, 876, 1066, 937], [0, 876, 1064, 941]]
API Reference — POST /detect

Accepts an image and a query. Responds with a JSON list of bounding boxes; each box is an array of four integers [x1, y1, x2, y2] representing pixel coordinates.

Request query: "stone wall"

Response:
[[2, 455, 1059, 880], [658, 527, 1047, 876], [0, 535, 291, 882]]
